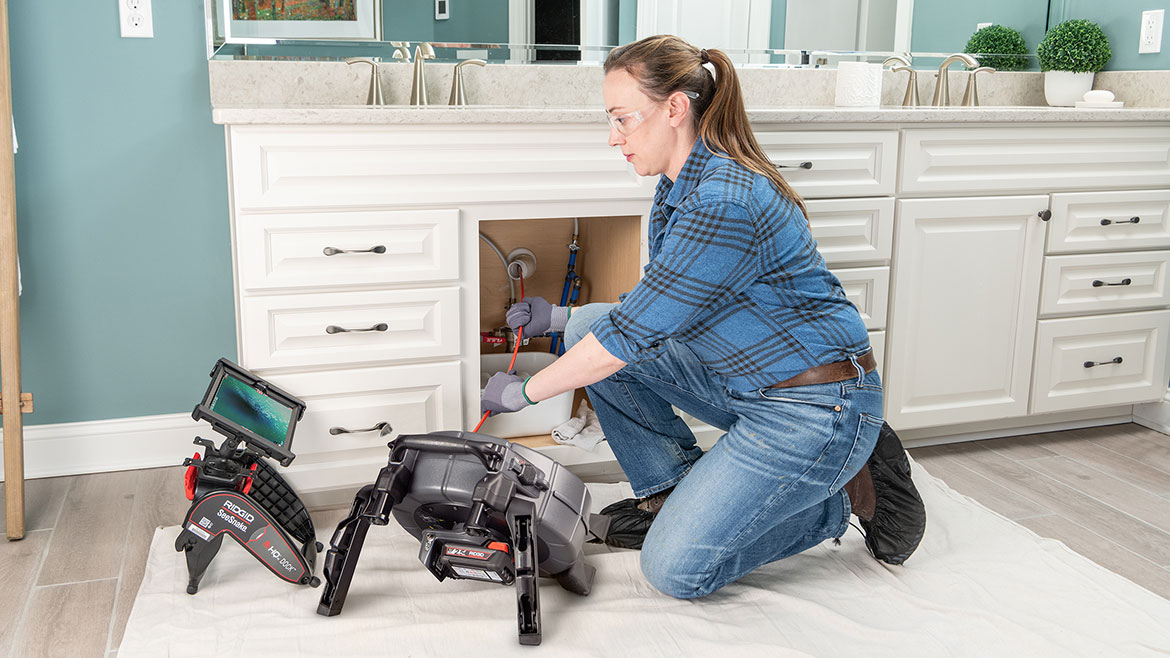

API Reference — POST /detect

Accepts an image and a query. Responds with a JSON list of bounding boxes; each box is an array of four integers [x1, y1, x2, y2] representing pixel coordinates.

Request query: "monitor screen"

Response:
[[209, 372, 294, 447]]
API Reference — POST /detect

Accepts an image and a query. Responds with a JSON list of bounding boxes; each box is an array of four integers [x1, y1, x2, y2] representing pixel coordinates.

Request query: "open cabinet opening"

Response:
[[477, 215, 642, 448]]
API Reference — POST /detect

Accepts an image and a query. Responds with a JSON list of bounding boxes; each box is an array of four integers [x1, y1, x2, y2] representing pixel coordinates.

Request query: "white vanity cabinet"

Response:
[[217, 112, 1170, 494], [886, 125, 1170, 431]]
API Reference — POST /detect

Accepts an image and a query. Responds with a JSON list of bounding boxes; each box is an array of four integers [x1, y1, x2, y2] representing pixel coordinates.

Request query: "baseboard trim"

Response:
[[0, 413, 202, 482], [1132, 392, 1170, 435]]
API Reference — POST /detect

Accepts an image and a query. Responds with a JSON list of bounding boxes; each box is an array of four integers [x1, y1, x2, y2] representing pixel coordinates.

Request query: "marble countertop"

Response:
[[212, 104, 1170, 125]]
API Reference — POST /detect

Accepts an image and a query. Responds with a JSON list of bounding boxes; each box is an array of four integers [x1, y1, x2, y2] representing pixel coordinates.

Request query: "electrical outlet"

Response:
[[119, 0, 153, 39], [976, 23, 992, 31], [1140, 9, 1163, 54]]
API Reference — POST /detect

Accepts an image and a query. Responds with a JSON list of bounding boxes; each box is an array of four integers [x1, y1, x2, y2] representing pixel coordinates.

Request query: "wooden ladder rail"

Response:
[[0, 0, 28, 541]]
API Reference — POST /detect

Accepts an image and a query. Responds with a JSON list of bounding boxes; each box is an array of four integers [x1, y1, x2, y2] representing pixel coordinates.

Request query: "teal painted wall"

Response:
[[771, 0, 786, 50], [383, 0, 508, 44], [9, 2, 235, 426], [618, 0, 637, 45], [1054, 0, 1170, 70], [911, 0, 1049, 62]]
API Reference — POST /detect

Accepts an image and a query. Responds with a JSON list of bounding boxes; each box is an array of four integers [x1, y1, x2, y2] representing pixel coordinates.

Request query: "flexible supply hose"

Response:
[[474, 273, 526, 433]]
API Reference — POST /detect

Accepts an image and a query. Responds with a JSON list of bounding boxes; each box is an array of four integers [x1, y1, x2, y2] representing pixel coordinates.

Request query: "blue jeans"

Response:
[[565, 303, 884, 599]]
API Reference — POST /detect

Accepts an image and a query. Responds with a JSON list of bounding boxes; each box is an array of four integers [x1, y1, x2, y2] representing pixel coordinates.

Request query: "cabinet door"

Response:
[[885, 196, 1048, 430]]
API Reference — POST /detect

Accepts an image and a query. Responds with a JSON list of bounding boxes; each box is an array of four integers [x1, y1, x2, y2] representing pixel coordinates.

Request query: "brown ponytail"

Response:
[[604, 35, 807, 216]]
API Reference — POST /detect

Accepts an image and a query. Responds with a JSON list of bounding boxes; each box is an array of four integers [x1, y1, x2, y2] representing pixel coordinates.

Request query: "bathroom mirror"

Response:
[[208, 0, 1059, 68]]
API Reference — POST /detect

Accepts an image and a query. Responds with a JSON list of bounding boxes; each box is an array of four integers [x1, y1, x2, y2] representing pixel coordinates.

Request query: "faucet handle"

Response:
[[961, 66, 995, 107], [345, 58, 384, 106], [449, 59, 487, 106], [882, 55, 911, 69], [891, 65, 920, 107], [390, 41, 411, 62]]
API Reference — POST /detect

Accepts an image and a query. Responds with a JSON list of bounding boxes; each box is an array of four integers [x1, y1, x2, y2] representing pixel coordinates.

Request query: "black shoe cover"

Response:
[[859, 423, 926, 565], [593, 498, 656, 550]]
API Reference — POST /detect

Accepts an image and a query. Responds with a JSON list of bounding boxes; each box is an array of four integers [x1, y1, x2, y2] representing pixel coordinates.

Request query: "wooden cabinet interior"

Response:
[[477, 215, 642, 351], [478, 215, 643, 449]]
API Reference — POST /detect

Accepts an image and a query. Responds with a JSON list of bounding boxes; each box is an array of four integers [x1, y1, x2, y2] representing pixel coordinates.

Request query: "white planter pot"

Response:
[[1044, 71, 1095, 107]]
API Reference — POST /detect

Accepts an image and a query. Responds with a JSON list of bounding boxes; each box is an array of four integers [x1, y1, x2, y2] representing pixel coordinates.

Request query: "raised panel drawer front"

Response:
[[240, 287, 460, 370], [1030, 309, 1170, 414], [229, 124, 654, 210], [832, 266, 889, 330], [259, 362, 463, 460], [1040, 250, 1170, 317], [901, 127, 1170, 195], [1046, 189, 1170, 254], [237, 208, 459, 292], [885, 196, 1048, 430], [806, 197, 894, 266], [753, 130, 897, 198]]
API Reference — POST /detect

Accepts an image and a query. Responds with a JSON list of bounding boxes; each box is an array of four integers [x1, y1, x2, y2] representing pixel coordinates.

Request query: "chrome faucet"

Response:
[[410, 43, 436, 106], [932, 53, 979, 107], [449, 59, 486, 106], [883, 55, 918, 107], [345, 58, 385, 106]]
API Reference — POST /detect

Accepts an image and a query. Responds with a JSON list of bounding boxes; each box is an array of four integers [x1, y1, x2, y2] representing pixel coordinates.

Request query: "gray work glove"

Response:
[[481, 372, 534, 416], [506, 297, 570, 337]]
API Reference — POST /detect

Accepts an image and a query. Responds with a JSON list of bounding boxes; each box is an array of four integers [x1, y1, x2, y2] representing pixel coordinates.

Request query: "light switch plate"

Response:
[[435, 0, 449, 20], [119, 0, 153, 39], [1140, 9, 1163, 54], [976, 23, 992, 31]]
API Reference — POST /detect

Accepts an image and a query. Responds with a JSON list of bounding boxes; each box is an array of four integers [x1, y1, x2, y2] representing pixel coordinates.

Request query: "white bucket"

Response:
[[479, 351, 575, 438]]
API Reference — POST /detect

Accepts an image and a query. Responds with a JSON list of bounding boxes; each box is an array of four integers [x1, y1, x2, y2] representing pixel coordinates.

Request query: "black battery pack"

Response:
[[423, 538, 516, 585]]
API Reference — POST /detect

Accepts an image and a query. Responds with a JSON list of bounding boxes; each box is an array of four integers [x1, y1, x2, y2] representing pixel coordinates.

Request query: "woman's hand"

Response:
[[506, 297, 568, 336], [481, 372, 533, 416]]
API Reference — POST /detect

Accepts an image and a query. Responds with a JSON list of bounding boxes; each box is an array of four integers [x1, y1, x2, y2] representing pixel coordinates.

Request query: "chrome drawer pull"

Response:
[[1091, 278, 1132, 287], [771, 161, 813, 169], [1100, 217, 1140, 226], [1083, 357, 1123, 368], [323, 245, 388, 256], [325, 323, 388, 334], [329, 421, 393, 436]]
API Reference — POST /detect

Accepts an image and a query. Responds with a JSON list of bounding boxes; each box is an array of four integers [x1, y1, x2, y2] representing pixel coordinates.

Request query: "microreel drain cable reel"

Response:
[[175, 359, 611, 646]]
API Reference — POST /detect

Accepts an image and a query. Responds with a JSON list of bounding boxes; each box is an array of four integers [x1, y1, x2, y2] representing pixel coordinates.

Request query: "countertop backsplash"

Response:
[[209, 60, 1170, 109]]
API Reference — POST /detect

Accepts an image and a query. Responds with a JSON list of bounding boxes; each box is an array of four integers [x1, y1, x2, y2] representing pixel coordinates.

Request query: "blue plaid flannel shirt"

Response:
[[590, 138, 871, 391]]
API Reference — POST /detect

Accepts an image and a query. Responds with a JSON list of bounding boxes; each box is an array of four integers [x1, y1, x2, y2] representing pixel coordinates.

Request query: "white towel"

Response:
[[551, 400, 604, 451]]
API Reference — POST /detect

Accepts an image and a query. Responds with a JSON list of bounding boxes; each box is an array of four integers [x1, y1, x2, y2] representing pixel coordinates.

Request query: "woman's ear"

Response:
[[667, 91, 691, 128]]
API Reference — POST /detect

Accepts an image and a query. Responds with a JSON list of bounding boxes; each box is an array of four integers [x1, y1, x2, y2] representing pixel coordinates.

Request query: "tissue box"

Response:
[[834, 61, 883, 108], [479, 351, 575, 438]]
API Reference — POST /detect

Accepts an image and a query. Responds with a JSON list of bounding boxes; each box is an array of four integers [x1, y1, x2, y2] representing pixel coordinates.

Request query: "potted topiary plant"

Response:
[[964, 24, 1030, 72], [1037, 19, 1112, 106]]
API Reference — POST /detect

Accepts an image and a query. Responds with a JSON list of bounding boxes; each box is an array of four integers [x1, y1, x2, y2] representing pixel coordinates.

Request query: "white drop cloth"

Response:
[[119, 459, 1170, 657]]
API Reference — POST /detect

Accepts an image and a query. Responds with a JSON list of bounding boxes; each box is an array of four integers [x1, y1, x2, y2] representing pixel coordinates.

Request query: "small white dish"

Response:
[[1074, 100, 1125, 108], [1083, 89, 1116, 103]]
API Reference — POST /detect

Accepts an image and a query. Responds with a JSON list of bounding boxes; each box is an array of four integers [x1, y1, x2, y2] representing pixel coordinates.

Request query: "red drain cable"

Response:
[[473, 273, 525, 433]]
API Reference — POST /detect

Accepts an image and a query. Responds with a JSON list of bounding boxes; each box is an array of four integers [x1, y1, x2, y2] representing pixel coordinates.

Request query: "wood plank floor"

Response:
[[2, 422, 1169, 656]]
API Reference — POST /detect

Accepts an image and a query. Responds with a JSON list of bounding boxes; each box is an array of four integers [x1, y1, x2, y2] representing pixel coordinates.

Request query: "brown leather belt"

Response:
[[767, 351, 878, 389]]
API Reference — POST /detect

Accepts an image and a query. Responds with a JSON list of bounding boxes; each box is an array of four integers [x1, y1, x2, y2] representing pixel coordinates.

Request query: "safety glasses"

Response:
[[606, 91, 699, 136]]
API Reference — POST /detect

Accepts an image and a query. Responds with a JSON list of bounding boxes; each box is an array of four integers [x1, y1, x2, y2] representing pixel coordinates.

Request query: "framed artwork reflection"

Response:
[[218, 0, 382, 42]]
